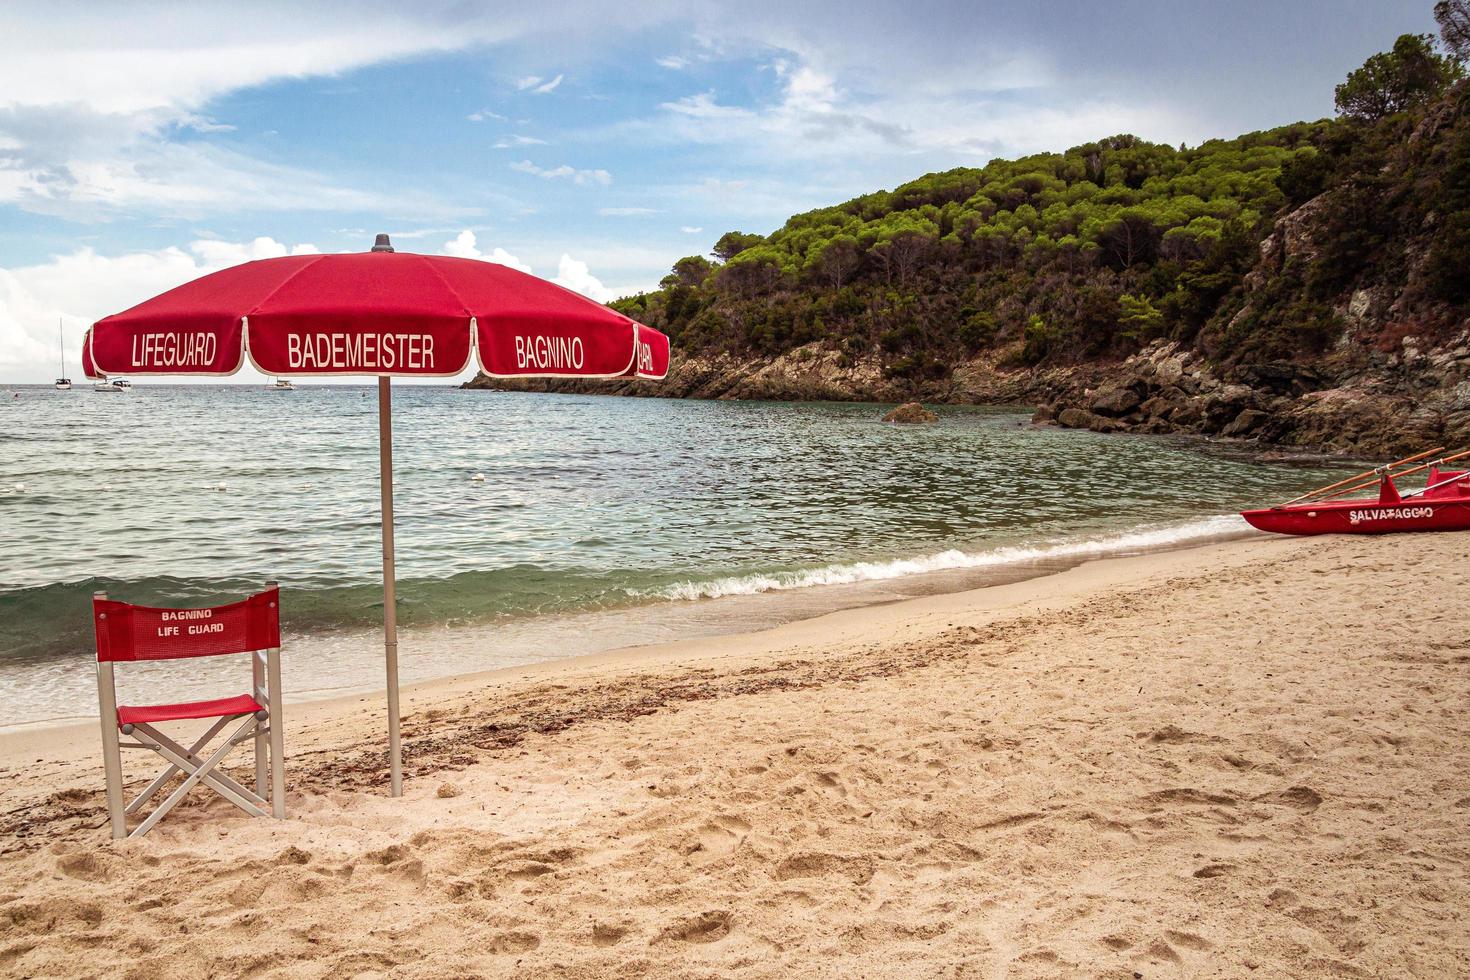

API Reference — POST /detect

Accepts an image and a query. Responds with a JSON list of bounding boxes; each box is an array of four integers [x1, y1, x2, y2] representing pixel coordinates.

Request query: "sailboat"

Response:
[[54, 319, 71, 390], [265, 377, 295, 391]]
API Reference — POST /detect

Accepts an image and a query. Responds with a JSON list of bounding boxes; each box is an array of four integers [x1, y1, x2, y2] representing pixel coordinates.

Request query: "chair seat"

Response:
[[117, 693, 263, 727]]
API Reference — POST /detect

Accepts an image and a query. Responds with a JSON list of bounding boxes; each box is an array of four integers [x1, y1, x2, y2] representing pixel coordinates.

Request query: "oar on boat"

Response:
[[1278, 447, 1445, 506], [1384, 448, 1470, 499], [1320, 447, 1469, 501], [1311, 449, 1470, 502]]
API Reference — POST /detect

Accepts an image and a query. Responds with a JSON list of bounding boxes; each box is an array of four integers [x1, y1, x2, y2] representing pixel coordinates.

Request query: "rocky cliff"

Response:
[[466, 329, 1470, 456], [1032, 336, 1470, 456], [467, 344, 1061, 405]]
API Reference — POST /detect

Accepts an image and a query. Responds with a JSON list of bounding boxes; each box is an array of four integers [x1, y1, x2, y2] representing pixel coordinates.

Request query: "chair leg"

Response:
[[266, 647, 286, 819], [253, 651, 268, 798], [254, 718, 268, 799], [96, 663, 127, 840], [101, 730, 127, 840]]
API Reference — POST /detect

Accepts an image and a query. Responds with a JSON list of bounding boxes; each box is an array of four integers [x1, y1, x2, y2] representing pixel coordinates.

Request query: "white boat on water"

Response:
[[54, 319, 71, 390], [92, 378, 132, 393], [266, 378, 295, 391]]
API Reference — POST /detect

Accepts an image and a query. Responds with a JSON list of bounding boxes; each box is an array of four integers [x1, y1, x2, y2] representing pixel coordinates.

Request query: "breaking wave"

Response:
[[650, 515, 1247, 602]]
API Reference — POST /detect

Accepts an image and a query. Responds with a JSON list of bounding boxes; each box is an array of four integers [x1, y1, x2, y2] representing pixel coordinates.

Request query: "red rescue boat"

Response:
[[1242, 447, 1470, 536]]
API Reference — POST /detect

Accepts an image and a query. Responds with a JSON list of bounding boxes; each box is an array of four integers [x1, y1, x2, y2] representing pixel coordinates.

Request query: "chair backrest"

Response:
[[93, 585, 280, 663]]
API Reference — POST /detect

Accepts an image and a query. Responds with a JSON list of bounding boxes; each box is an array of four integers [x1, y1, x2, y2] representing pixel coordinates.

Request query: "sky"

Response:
[[0, 0, 1442, 383]]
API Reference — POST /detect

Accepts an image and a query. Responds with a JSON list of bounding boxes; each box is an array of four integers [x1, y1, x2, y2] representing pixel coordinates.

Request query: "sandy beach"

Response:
[[0, 531, 1466, 978]]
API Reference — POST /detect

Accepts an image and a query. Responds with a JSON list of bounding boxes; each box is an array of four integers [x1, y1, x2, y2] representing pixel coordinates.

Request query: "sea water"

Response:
[[0, 384, 1359, 727]]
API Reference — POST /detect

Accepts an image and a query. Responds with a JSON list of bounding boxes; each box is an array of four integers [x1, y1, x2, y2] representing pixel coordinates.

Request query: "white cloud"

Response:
[[0, 99, 467, 220], [189, 236, 320, 267], [437, 230, 618, 303], [680, 226, 703, 234], [650, 61, 912, 154], [0, 7, 592, 218], [515, 73, 563, 94], [660, 92, 753, 120], [0, 236, 317, 381], [492, 135, 549, 149], [634, 45, 1194, 174], [0, 18, 469, 116], [776, 62, 838, 113], [509, 160, 611, 186], [440, 230, 532, 273], [550, 254, 613, 303], [598, 206, 660, 216], [0, 133, 426, 219], [0, 274, 53, 368], [177, 113, 236, 134], [466, 109, 508, 123], [655, 55, 689, 70]]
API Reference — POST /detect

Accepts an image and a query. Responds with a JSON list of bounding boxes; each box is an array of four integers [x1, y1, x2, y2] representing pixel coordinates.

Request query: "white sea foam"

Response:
[[652, 515, 1246, 602]]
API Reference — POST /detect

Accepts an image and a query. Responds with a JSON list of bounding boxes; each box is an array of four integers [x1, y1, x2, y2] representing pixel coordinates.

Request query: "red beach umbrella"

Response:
[[84, 234, 670, 796]]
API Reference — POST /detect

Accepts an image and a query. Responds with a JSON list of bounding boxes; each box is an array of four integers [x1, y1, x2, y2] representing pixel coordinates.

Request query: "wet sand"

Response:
[[0, 531, 1466, 977]]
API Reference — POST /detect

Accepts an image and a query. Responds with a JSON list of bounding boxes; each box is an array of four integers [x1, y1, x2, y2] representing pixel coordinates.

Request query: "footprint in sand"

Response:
[[503, 860, 557, 881], [362, 843, 425, 881], [1265, 888, 1298, 908], [56, 852, 113, 883], [591, 921, 632, 946], [813, 771, 848, 797], [487, 931, 540, 954], [1253, 785, 1323, 812], [1192, 862, 1236, 878], [1142, 788, 1237, 807], [654, 910, 733, 945], [1288, 906, 1367, 956], [364, 843, 414, 865], [1165, 930, 1212, 951], [1138, 938, 1183, 965], [5, 897, 104, 931], [677, 822, 741, 862], [712, 814, 752, 833], [1142, 724, 1209, 744], [773, 851, 875, 885]]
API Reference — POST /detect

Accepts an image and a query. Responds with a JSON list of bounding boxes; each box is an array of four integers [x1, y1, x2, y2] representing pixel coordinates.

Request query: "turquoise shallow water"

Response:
[[0, 384, 1358, 725]]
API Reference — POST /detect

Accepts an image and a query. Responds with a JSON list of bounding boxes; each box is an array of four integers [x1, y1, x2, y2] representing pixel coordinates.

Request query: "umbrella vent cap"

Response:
[[371, 233, 395, 253]]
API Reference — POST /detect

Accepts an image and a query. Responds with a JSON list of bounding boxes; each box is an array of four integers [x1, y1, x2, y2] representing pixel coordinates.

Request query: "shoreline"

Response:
[[0, 530, 1299, 764], [0, 516, 1260, 735]]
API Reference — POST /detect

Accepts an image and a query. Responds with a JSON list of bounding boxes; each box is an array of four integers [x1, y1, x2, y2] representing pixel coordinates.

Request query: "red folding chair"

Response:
[[93, 584, 286, 840]]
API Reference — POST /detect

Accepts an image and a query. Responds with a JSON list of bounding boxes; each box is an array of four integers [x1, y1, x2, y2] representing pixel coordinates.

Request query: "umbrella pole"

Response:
[[378, 377, 403, 797]]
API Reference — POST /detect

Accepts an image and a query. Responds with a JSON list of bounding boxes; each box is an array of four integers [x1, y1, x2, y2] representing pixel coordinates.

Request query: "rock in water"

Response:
[[883, 402, 938, 424], [1056, 407, 1098, 429], [1090, 387, 1142, 416]]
